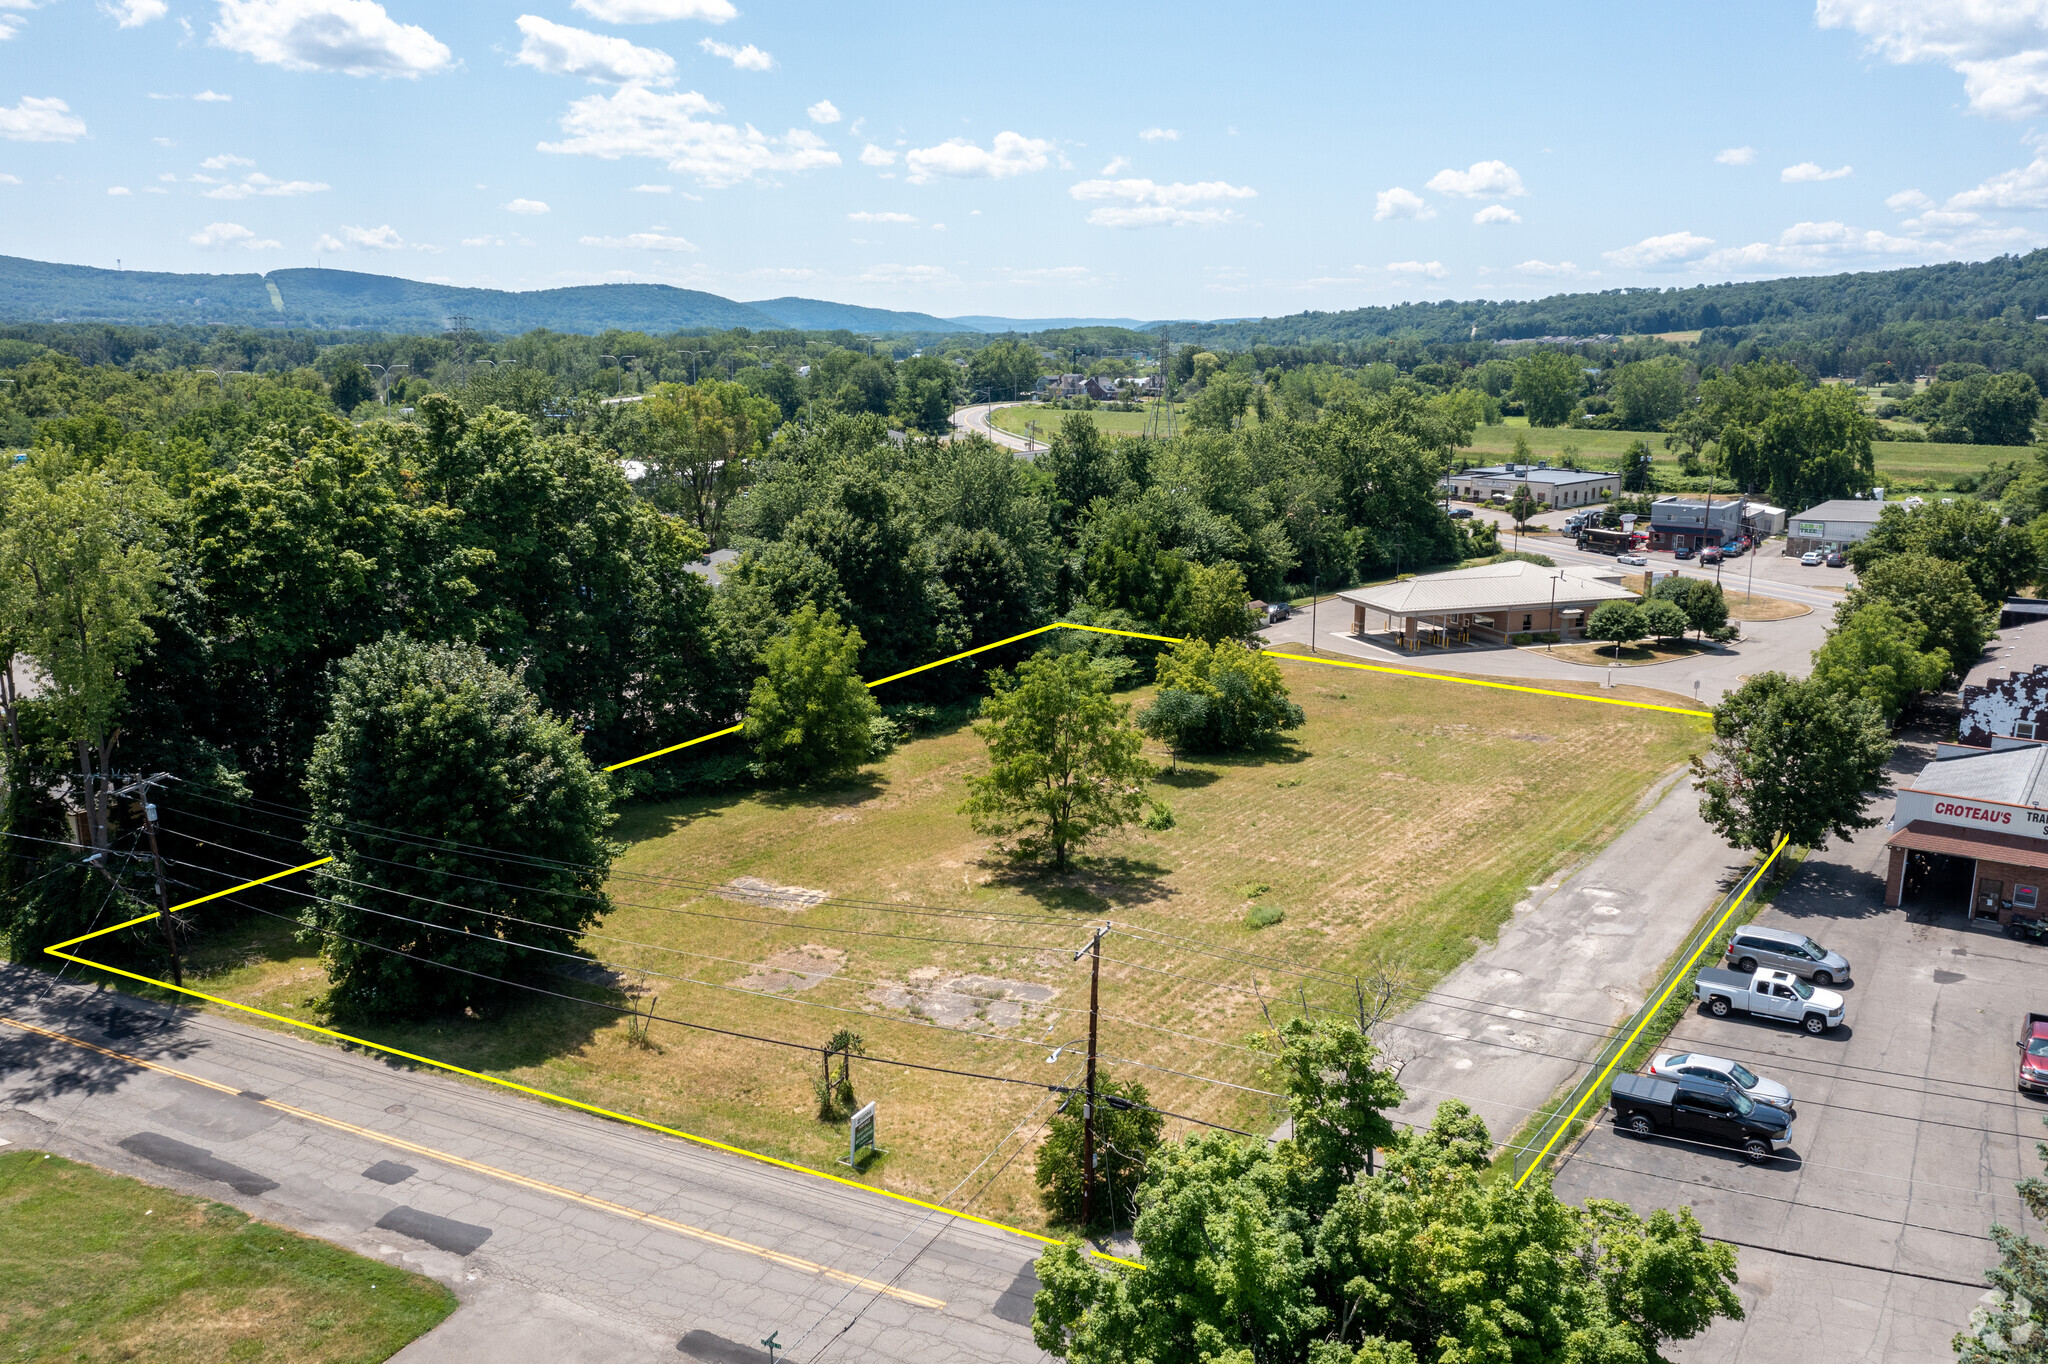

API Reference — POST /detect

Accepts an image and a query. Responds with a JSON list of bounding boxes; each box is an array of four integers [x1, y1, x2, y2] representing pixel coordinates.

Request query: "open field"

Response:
[[988, 402, 1175, 439], [151, 661, 1707, 1234], [0, 1149, 452, 1363]]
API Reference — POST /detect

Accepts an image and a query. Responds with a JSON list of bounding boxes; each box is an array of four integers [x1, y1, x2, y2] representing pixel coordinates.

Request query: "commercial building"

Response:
[[1646, 496, 1743, 551], [1885, 738, 2048, 923], [1442, 463, 1619, 509], [1786, 498, 1888, 555], [1954, 620, 2048, 747], [1742, 502, 1788, 539], [1334, 559, 1638, 648]]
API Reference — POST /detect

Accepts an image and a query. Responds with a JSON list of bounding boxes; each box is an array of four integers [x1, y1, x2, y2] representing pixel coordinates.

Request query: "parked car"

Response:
[[1800, 550, 1825, 566], [1610, 1072, 1794, 1163], [1262, 602, 1294, 625], [1673, 546, 1695, 560], [1726, 924, 1851, 985], [1700, 547, 1723, 565], [1825, 551, 1846, 567], [1696, 967, 1846, 1034], [1648, 1051, 1794, 1112], [1449, 507, 1474, 519], [1617, 552, 1648, 566], [2019, 1014, 2048, 1093]]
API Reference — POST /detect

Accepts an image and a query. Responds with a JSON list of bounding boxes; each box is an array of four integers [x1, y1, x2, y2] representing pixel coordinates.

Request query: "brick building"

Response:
[[1884, 738, 2048, 923]]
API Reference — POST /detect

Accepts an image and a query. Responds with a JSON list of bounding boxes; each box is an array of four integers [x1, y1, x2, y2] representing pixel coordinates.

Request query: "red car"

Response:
[[2021, 1014, 2048, 1093]]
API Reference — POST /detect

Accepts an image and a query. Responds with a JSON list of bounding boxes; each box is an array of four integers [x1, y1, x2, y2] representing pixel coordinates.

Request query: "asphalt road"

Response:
[[0, 963, 1053, 1364], [1552, 731, 2033, 1361], [948, 403, 1041, 455]]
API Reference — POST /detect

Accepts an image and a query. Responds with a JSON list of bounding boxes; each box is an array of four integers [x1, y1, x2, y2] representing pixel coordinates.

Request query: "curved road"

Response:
[[949, 403, 1043, 455]]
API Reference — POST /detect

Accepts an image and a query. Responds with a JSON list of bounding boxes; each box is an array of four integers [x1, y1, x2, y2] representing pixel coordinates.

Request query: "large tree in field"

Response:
[[303, 636, 615, 1022], [1514, 349, 1584, 427], [1031, 1016, 1742, 1364], [743, 604, 881, 786], [960, 650, 1168, 873], [0, 449, 167, 852], [1714, 378, 1876, 509], [1139, 638, 1302, 754], [1692, 671, 1893, 853]]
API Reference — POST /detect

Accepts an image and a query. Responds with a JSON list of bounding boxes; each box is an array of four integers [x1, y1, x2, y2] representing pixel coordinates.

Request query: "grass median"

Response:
[[0, 1150, 453, 1363]]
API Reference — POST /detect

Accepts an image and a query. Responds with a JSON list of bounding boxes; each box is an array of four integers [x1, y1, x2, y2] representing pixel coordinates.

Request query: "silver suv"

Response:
[[1725, 925, 1851, 986]]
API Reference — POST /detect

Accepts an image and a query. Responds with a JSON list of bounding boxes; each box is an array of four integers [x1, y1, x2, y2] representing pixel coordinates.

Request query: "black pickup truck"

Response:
[[1610, 1072, 1794, 1163]]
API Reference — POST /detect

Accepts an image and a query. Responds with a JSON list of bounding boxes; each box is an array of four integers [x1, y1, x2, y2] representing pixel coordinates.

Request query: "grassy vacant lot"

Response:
[[165, 661, 1705, 1232], [1460, 416, 2026, 487], [0, 1150, 452, 1363], [989, 402, 1176, 439]]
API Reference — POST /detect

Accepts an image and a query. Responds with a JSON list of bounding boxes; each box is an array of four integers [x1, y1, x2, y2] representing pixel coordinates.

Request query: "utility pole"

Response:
[[106, 772, 178, 984], [1073, 921, 1109, 1232]]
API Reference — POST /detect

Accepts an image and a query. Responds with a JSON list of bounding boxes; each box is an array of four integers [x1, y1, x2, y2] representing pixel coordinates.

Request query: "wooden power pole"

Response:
[[1074, 922, 1109, 1231]]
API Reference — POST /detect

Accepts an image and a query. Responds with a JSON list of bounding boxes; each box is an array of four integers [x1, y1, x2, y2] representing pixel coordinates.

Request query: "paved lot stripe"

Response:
[[0, 1014, 948, 1310]]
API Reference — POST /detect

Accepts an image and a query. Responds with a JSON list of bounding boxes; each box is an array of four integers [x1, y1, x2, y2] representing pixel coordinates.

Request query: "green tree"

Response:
[[743, 604, 881, 786], [1187, 370, 1254, 432], [1267, 1015, 1404, 1185], [0, 449, 167, 851], [1621, 438, 1657, 492], [1955, 1115, 2048, 1363], [1587, 599, 1647, 657], [1642, 597, 1689, 644], [1138, 638, 1303, 754], [303, 636, 615, 1022], [1837, 552, 1992, 679], [1084, 506, 1189, 625], [1692, 671, 1893, 853], [1657, 575, 1730, 639], [1810, 601, 1949, 723], [960, 651, 1168, 873], [1847, 498, 2037, 604], [1035, 1073, 1166, 1231], [1717, 380, 1876, 508], [1506, 482, 1540, 531], [1611, 359, 1687, 430], [1166, 559, 1256, 643], [891, 355, 961, 435], [968, 339, 1042, 402], [327, 359, 374, 413], [1514, 350, 1583, 427], [633, 378, 777, 545]]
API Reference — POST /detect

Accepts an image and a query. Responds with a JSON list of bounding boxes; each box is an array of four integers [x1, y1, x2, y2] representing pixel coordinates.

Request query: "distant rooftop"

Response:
[[1457, 464, 1615, 485], [1965, 616, 2048, 692], [1793, 498, 1888, 522], [1336, 559, 1636, 617]]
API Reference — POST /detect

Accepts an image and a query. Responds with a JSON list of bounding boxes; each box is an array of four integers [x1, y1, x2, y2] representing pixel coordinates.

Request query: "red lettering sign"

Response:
[[1933, 800, 2013, 826]]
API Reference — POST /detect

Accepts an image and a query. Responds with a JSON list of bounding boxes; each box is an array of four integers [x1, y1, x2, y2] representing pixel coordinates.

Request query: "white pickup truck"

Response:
[[1694, 967, 1846, 1035]]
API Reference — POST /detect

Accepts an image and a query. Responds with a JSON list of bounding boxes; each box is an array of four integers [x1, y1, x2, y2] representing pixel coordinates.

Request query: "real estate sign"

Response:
[[848, 1101, 877, 1166]]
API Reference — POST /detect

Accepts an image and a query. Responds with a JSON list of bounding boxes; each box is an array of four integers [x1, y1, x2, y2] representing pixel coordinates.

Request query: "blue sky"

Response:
[[3, 0, 2048, 320]]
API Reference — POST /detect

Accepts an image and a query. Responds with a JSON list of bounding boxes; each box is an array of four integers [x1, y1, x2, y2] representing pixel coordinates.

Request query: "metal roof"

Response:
[[1910, 742, 2048, 809], [1335, 559, 1638, 618], [1455, 464, 1616, 486], [1792, 499, 1888, 523]]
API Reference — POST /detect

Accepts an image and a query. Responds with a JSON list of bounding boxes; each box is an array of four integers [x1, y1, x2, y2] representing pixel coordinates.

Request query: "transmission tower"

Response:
[[1143, 331, 1177, 439]]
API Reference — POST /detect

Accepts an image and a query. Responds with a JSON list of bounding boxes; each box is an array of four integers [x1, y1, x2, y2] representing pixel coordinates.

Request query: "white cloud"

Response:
[[462, 234, 504, 246], [205, 171, 331, 198], [1473, 203, 1521, 224], [930, 222, 945, 231], [1069, 176, 1255, 227], [1701, 219, 1928, 273], [629, 182, 670, 192], [858, 142, 895, 167], [571, 0, 735, 21], [201, 152, 255, 169], [1904, 207, 1985, 230], [806, 98, 840, 124], [1515, 260, 1584, 276], [1817, 1, 2048, 118], [847, 210, 915, 223], [212, 0, 452, 77], [1099, 155, 1130, 176], [1715, 145, 1757, 165], [1386, 260, 1447, 277], [1426, 159, 1527, 197], [1886, 187, 1935, 209], [0, 173, 19, 184], [106, 185, 131, 195], [1138, 127, 1179, 141], [1372, 186, 1434, 221], [514, 16, 675, 85], [503, 197, 550, 214], [102, 0, 166, 25], [698, 36, 769, 69], [340, 222, 403, 249], [193, 89, 233, 101], [580, 231, 695, 250], [0, 96, 85, 142], [1603, 230, 1716, 269], [1781, 161, 1853, 182], [1946, 151, 2048, 209], [538, 85, 842, 188], [0, 16, 20, 40], [312, 232, 344, 250], [190, 220, 281, 249], [904, 131, 1052, 184]]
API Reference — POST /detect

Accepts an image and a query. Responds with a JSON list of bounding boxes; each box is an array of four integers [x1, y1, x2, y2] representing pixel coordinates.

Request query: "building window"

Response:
[[1522, 614, 1532, 632], [2019, 721, 2039, 740]]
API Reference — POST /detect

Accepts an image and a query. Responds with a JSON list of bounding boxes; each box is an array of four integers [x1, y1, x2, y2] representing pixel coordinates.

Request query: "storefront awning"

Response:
[[1886, 820, 2048, 871]]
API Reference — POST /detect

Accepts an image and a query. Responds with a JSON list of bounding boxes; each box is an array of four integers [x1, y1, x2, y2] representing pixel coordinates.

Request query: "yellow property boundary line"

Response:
[[1510, 833, 1792, 1187], [47, 616, 1719, 1274], [44, 861, 1144, 1272], [604, 619, 1711, 771]]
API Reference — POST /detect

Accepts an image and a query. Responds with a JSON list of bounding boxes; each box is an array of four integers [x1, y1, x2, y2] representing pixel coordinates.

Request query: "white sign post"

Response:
[[844, 1101, 879, 1168]]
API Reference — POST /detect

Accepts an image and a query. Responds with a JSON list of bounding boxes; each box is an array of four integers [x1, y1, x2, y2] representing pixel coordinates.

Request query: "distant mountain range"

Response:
[[0, 255, 1194, 337]]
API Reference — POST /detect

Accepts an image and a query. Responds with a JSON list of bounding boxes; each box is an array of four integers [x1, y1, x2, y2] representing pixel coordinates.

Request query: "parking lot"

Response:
[[1553, 740, 2043, 1361]]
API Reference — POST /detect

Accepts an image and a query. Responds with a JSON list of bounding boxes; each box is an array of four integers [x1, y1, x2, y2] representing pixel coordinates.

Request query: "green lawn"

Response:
[[0, 1150, 454, 1363], [988, 402, 1177, 439]]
